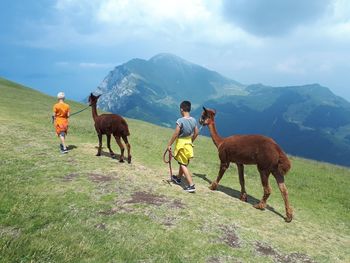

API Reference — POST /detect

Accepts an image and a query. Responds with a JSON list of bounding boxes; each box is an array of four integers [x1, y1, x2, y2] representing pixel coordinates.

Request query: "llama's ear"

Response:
[[213, 109, 217, 115], [203, 107, 208, 113], [97, 94, 101, 99], [90, 92, 93, 97]]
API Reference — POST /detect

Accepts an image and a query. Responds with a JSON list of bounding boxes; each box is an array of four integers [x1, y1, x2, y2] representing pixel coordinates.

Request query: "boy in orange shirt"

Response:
[[52, 92, 70, 153]]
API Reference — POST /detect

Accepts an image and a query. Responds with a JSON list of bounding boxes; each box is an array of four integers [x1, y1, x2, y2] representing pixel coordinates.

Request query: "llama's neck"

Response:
[[208, 121, 224, 148], [91, 104, 99, 121]]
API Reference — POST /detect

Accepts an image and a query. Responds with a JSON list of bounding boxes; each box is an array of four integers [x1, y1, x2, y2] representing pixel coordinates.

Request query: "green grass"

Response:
[[0, 77, 349, 263]]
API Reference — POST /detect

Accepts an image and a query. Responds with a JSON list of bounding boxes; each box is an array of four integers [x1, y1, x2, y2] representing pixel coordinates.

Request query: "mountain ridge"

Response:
[[92, 53, 350, 167]]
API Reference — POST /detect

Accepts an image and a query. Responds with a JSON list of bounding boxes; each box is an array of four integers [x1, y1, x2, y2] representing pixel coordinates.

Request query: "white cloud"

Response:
[[314, 0, 350, 40], [55, 61, 114, 69], [332, 0, 350, 21], [30, 0, 260, 48], [79, 62, 115, 68], [97, 0, 212, 25], [7, 0, 350, 100], [276, 58, 307, 75]]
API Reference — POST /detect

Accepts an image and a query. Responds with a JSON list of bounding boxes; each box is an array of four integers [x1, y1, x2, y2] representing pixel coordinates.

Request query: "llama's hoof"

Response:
[[285, 209, 293, 223], [240, 193, 248, 202], [110, 153, 116, 158], [96, 153, 101, 156], [285, 214, 293, 223], [209, 182, 218, 190], [253, 202, 266, 210], [127, 156, 132, 164], [119, 159, 125, 163]]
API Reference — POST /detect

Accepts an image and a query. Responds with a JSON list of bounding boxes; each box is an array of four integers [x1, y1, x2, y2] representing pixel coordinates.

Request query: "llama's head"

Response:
[[199, 107, 216, 126], [88, 93, 101, 106]]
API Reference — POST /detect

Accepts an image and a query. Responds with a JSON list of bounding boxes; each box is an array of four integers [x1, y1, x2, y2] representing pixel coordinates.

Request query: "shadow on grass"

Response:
[[67, 145, 77, 151], [94, 147, 121, 160], [194, 173, 285, 220]]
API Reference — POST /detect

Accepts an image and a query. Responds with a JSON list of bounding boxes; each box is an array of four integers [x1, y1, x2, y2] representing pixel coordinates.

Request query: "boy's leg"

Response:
[[181, 164, 193, 186], [178, 166, 184, 178], [171, 166, 183, 185], [59, 132, 68, 151]]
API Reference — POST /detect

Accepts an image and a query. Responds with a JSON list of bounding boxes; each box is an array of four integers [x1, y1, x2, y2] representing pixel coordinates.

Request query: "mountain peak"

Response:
[[149, 53, 193, 66]]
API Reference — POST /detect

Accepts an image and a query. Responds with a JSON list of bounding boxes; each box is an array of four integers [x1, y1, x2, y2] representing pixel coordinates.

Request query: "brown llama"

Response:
[[199, 107, 293, 222], [88, 93, 131, 163]]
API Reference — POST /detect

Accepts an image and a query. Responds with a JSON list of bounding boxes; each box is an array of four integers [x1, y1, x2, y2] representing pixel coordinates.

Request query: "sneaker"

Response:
[[184, 184, 196, 193], [171, 175, 181, 185], [59, 144, 64, 151], [61, 148, 68, 154]]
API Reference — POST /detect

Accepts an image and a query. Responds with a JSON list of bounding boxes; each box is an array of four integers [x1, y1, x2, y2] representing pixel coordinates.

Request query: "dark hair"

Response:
[[180, 101, 191, 112]]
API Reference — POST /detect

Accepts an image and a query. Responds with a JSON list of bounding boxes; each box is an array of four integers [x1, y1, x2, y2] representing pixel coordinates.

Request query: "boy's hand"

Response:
[[167, 145, 172, 152]]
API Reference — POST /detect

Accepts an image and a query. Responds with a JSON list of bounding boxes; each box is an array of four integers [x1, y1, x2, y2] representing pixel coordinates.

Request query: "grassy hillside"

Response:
[[0, 77, 349, 263]]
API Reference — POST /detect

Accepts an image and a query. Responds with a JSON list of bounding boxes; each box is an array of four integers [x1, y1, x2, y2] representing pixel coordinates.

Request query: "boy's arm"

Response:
[[52, 105, 56, 123], [192, 126, 199, 142], [167, 125, 180, 151]]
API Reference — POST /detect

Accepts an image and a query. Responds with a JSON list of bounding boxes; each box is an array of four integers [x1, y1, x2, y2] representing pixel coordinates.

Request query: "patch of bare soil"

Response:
[[169, 199, 186, 209], [88, 173, 114, 183], [124, 191, 186, 209], [206, 257, 220, 263], [94, 223, 107, 230], [99, 206, 134, 216], [62, 173, 79, 182], [120, 191, 185, 227], [67, 157, 78, 164], [255, 242, 278, 257], [219, 225, 241, 248], [125, 191, 167, 206], [255, 242, 317, 263], [98, 207, 118, 216], [0, 226, 21, 239], [158, 216, 177, 227], [283, 253, 317, 263], [206, 256, 241, 263]]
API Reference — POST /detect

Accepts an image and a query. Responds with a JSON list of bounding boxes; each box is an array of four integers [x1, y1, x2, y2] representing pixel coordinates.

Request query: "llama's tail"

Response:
[[125, 127, 130, 137], [277, 147, 291, 176], [122, 119, 130, 137]]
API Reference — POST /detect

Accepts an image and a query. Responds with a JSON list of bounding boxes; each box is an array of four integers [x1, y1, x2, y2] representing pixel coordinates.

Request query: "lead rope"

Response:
[[69, 105, 91, 117], [163, 148, 173, 186], [198, 124, 203, 134]]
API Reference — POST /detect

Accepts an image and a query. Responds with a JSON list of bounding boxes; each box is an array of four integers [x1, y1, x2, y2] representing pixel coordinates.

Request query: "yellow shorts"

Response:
[[174, 137, 194, 166]]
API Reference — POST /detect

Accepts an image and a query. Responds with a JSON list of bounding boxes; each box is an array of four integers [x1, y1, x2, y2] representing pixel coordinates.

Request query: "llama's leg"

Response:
[[209, 162, 229, 190], [273, 172, 293, 222], [106, 134, 115, 157], [122, 136, 131, 164], [237, 164, 247, 201], [96, 133, 102, 156], [115, 136, 125, 163], [254, 170, 271, 210]]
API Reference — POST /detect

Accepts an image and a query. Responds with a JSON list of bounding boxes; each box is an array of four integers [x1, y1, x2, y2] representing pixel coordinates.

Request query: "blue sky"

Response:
[[1, 0, 349, 101]]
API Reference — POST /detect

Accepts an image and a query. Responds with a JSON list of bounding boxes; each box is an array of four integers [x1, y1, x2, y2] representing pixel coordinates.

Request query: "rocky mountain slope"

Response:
[[92, 54, 350, 166], [93, 53, 245, 126]]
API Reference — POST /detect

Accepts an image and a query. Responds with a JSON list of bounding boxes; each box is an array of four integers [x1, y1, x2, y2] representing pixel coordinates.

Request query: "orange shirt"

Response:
[[53, 102, 70, 119], [53, 102, 70, 134]]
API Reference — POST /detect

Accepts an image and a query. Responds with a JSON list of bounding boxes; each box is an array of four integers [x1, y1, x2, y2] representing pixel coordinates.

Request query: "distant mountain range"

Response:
[[93, 53, 245, 126], [92, 53, 350, 167]]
